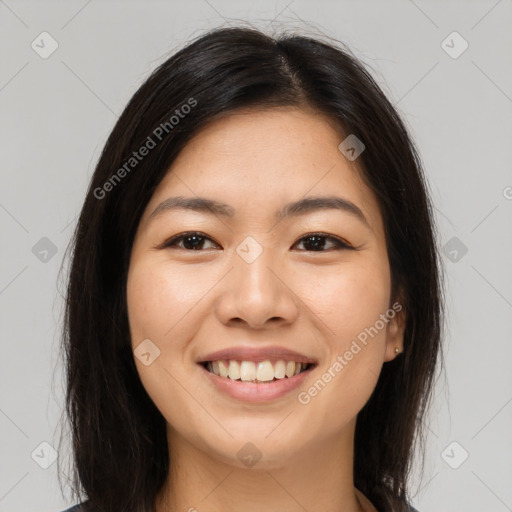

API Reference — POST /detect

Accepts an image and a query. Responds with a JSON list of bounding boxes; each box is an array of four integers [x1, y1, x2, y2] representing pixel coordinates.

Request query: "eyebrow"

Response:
[[149, 195, 370, 228]]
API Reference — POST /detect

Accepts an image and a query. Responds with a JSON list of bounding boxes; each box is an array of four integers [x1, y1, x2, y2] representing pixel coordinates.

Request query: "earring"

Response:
[[394, 347, 400, 354]]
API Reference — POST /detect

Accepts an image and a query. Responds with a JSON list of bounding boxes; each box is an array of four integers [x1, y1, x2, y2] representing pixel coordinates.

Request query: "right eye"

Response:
[[161, 231, 221, 251]]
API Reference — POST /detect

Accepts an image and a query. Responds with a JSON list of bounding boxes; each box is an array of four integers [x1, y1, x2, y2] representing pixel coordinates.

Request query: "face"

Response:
[[126, 107, 404, 469]]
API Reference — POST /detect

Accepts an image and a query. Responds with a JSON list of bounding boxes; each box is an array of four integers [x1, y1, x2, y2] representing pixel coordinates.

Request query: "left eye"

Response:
[[292, 233, 352, 251], [162, 232, 351, 252]]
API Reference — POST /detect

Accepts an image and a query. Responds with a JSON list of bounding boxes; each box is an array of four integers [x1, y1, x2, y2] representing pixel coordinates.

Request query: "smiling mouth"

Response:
[[201, 359, 315, 383]]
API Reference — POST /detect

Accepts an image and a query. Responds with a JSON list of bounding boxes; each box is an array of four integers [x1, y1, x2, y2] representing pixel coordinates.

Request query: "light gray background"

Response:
[[1, 1, 511, 511]]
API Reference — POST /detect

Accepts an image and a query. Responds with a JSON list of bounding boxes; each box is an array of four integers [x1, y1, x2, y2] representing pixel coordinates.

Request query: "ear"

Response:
[[383, 300, 406, 362]]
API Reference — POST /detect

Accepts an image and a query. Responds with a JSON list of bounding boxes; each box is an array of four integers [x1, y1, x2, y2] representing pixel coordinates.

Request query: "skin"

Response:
[[126, 107, 405, 512]]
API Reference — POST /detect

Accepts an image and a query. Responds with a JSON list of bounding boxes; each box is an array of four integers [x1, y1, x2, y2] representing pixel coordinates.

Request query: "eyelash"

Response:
[[160, 231, 353, 252]]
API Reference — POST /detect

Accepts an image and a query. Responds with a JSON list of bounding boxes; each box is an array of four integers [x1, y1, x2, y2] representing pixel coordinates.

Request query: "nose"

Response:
[[214, 244, 299, 329]]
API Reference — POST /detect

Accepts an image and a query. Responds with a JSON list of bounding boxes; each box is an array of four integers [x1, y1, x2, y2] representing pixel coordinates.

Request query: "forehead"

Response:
[[141, 107, 383, 233]]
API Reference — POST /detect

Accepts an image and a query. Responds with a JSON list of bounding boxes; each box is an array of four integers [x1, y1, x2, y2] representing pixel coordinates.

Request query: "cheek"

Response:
[[298, 259, 391, 345], [126, 260, 211, 426], [127, 260, 210, 342], [293, 260, 392, 433], [126, 257, 222, 400]]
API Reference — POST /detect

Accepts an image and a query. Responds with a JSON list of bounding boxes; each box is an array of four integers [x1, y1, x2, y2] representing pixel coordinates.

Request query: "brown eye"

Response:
[[292, 233, 352, 251], [163, 232, 220, 250]]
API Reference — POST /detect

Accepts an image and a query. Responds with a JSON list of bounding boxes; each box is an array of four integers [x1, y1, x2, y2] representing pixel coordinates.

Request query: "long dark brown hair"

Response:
[[57, 25, 444, 512]]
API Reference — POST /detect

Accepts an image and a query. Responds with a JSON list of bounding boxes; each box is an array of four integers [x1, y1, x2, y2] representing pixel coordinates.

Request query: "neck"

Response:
[[155, 418, 375, 512]]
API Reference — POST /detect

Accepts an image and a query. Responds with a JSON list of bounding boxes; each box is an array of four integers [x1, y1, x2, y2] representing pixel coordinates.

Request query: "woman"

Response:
[[57, 26, 443, 512]]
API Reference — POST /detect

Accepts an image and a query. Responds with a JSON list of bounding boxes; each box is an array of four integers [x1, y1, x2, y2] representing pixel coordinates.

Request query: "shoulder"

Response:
[[59, 504, 88, 512], [58, 500, 420, 512]]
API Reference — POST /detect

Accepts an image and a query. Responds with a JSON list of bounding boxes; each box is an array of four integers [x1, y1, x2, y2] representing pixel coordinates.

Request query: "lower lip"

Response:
[[200, 364, 314, 402]]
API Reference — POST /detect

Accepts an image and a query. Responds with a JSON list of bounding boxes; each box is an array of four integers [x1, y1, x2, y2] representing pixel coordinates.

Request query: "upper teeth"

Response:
[[206, 360, 308, 382]]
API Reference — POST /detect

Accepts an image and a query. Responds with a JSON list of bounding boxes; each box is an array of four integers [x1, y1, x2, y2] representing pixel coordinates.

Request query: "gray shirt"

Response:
[[61, 502, 420, 511]]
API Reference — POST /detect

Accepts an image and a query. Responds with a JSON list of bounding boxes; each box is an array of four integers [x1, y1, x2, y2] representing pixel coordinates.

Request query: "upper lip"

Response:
[[197, 345, 317, 364]]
